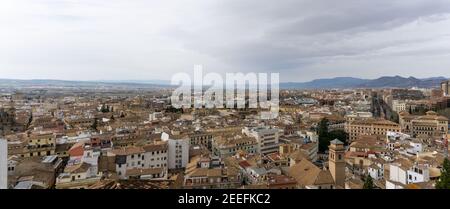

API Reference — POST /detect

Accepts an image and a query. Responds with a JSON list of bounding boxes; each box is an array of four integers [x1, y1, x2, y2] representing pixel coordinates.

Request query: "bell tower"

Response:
[[329, 139, 345, 188]]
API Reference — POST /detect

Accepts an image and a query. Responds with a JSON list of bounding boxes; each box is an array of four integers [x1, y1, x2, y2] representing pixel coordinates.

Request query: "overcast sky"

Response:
[[2, 0, 450, 82]]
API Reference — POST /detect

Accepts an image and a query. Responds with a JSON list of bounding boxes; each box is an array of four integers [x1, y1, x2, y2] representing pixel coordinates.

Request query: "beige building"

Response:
[[188, 130, 213, 149], [8, 132, 56, 158], [399, 111, 448, 137], [212, 135, 258, 158], [328, 139, 345, 188], [346, 118, 400, 142], [392, 100, 407, 113]]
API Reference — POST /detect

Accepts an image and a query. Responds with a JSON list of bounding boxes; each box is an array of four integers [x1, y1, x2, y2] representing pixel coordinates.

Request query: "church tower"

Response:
[[329, 139, 345, 188]]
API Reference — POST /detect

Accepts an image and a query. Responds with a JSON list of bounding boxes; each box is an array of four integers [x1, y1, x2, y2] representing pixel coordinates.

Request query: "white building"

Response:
[[386, 131, 411, 151], [406, 141, 423, 155], [161, 132, 189, 169], [81, 145, 101, 177], [0, 139, 7, 189], [149, 112, 163, 122], [386, 162, 430, 189], [242, 126, 281, 155], [55, 144, 102, 188], [345, 112, 373, 121], [107, 142, 169, 179], [407, 164, 430, 184], [386, 163, 408, 189], [368, 162, 384, 180], [392, 100, 407, 113]]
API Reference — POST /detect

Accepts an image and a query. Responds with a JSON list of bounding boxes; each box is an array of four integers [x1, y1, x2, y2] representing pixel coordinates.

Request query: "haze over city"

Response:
[[2, 0, 450, 82]]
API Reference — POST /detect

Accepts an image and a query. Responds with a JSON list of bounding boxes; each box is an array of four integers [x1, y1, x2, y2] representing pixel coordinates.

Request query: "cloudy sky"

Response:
[[2, 0, 450, 82]]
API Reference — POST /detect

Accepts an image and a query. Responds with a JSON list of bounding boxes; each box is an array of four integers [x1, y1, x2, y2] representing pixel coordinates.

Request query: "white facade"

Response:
[[112, 145, 168, 179], [0, 139, 7, 189], [388, 163, 407, 185], [116, 152, 168, 178], [406, 142, 423, 155], [345, 112, 373, 120], [407, 165, 430, 184], [161, 132, 189, 169], [385, 180, 404, 189], [392, 100, 407, 113], [243, 127, 281, 155], [386, 163, 430, 189], [368, 163, 384, 180], [81, 147, 101, 177], [149, 112, 163, 122]]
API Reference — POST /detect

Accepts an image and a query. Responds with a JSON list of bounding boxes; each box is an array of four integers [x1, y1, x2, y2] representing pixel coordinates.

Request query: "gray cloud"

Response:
[[1, 0, 450, 81]]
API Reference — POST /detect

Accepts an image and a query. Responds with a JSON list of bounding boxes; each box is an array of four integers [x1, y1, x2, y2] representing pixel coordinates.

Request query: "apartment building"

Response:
[[161, 132, 189, 169], [107, 142, 168, 179], [399, 111, 448, 137], [188, 130, 213, 150], [346, 118, 401, 142], [183, 167, 241, 189], [212, 135, 258, 158], [9, 132, 57, 158], [242, 126, 281, 155]]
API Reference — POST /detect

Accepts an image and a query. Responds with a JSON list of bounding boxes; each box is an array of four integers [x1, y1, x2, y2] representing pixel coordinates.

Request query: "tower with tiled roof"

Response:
[[329, 139, 345, 188]]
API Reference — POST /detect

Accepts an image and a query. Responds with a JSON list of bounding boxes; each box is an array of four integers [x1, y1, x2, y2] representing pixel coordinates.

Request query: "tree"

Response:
[[91, 119, 98, 131], [436, 158, 450, 189], [318, 118, 329, 136], [26, 113, 33, 128], [100, 104, 110, 113], [317, 118, 348, 152], [363, 175, 374, 189]]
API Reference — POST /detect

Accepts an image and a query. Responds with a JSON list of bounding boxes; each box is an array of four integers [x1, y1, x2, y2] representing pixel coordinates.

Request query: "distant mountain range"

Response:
[[0, 75, 448, 89], [0, 78, 170, 89], [280, 76, 448, 89]]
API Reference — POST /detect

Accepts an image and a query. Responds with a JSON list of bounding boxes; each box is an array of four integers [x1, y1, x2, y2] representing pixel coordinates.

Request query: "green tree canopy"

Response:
[[363, 175, 374, 189], [436, 158, 450, 189], [317, 118, 348, 152]]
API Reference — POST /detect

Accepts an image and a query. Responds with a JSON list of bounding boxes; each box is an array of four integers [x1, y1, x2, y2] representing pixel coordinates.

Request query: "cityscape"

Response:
[[1, 0, 450, 191], [0, 77, 449, 189]]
